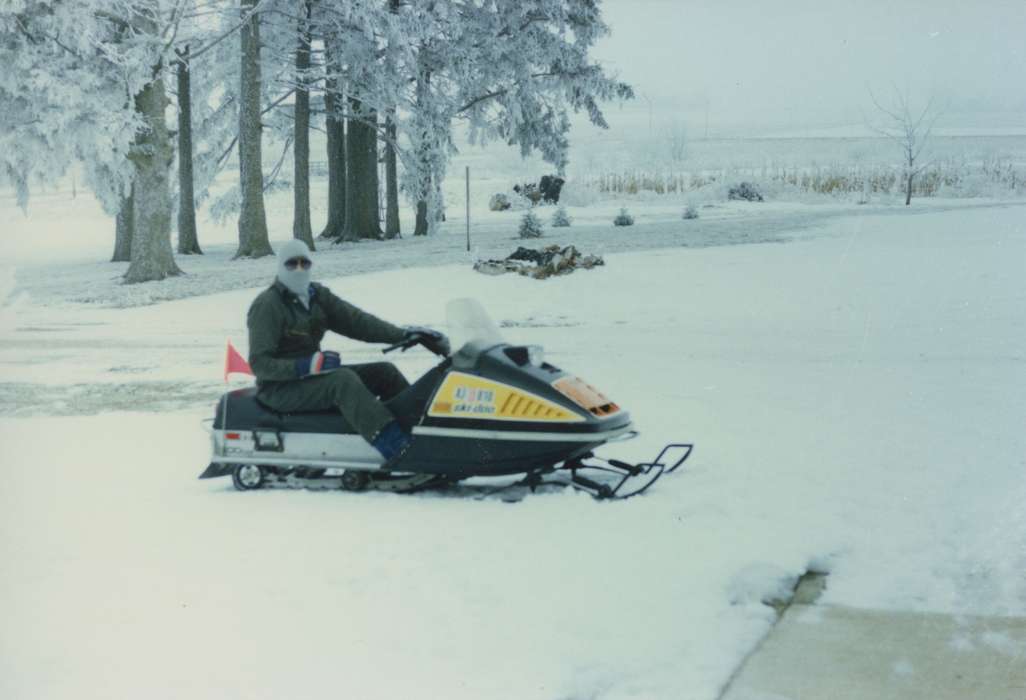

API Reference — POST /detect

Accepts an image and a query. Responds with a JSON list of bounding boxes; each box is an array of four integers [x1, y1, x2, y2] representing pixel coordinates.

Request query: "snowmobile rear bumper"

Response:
[[199, 462, 233, 479]]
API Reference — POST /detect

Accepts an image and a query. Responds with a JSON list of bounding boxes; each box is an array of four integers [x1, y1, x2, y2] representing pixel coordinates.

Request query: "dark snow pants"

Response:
[[256, 362, 410, 442]]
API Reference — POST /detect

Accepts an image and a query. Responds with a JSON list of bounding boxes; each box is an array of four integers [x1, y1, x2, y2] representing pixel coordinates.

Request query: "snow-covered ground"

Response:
[[1, 200, 1025, 699]]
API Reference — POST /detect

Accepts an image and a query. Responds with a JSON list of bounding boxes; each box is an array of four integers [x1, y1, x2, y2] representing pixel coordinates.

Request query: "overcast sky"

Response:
[[592, 0, 1026, 131]]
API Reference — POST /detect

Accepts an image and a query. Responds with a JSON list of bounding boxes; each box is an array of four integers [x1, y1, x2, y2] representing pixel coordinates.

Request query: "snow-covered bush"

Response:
[[489, 193, 511, 211], [551, 206, 572, 227], [613, 208, 634, 226], [509, 190, 535, 211], [682, 205, 699, 220], [728, 182, 764, 202], [518, 211, 544, 238]]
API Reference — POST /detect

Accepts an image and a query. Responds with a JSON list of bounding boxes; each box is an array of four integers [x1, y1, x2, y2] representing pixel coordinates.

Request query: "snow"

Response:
[[1, 200, 1025, 699]]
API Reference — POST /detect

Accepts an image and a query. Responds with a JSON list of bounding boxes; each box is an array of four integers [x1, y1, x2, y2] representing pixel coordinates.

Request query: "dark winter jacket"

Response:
[[247, 280, 406, 384]]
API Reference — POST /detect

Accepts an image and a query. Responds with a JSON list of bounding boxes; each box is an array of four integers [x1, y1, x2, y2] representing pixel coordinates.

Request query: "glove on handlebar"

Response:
[[404, 326, 451, 357], [296, 350, 341, 377]]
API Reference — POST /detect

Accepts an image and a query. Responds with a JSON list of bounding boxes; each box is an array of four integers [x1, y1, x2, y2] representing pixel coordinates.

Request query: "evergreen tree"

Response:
[[551, 206, 572, 227], [519, 211, 544, 239]]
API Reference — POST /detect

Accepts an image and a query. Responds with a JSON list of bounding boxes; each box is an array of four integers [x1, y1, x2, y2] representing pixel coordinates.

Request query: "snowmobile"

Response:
[[200, 299, 692, 500]]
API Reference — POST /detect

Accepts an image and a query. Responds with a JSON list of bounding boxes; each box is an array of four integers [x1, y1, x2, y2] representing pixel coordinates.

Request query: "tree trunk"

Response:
[[292, 0, 314, 248], [383, 0, 400, 239], [414, 199, 428, 237], [319, 40, 346, 240], [124, 54, 181, 284], [341, 98, 382, 241], [384, 114, 400, 238], [235, 0, 273, 259], [412, 59, 432, 237], [176, 46, 201, 255], [433, 175, 445, 222], [905, 173, 913, 206], [112, 184, 133, 262]]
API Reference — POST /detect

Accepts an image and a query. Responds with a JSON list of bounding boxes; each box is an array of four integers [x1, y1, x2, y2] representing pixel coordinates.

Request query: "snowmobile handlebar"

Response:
[[383, 328, 451, 357], [382, 336, 421, 354]]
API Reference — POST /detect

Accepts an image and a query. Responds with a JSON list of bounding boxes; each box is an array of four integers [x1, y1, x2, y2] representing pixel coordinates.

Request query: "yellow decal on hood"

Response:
[[429, 372, 585, 422]]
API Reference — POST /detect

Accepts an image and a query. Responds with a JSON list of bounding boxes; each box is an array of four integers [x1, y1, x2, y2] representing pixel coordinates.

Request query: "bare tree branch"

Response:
[[188, 0, 270, 61]]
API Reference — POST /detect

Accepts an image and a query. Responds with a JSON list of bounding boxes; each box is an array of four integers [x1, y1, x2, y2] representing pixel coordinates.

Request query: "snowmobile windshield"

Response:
[[446, 298, 505, 356]]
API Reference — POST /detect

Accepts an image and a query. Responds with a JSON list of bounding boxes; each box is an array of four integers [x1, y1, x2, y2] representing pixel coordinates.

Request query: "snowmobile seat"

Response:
[[215, 387, 357, 435], [214, 364, 451, 436]]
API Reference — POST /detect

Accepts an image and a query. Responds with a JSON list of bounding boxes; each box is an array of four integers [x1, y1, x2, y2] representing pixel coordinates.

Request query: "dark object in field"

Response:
[[728, 182, 764, 202], [613, 207, 634, 226], [474, 244, 604, 279], [513, 182, 542, 204], [513, 174, 565, 204], [538, 175, 565, 203]]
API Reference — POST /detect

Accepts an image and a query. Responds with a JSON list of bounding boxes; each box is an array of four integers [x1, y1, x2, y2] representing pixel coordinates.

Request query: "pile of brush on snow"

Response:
[[473, 245, 604, 279]]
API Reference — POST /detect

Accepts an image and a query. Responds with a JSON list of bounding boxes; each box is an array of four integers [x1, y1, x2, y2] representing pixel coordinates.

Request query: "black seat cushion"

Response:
[[213, 363, 450, 436], [214, 387, 356, 435]]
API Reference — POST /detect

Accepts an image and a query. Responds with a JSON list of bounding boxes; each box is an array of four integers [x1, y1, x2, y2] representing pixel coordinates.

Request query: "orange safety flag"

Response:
[[224, 340, 254, 381]]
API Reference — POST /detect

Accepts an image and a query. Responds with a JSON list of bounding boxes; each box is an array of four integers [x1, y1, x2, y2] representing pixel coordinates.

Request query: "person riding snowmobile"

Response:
[[247, 239, 449, 461]]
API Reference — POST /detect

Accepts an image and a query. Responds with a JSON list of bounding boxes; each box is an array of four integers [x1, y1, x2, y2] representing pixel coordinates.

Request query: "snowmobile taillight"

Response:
[[552, 377, 620, 417]]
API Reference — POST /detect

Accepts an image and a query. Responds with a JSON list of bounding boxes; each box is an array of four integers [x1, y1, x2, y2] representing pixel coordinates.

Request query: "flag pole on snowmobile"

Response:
[[222, 341, 254, 457]]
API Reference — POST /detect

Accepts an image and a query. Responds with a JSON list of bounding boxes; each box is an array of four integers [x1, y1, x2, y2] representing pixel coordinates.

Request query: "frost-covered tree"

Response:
[[319, 33, 347, 241], [315, 0, 632, 237], [315, 4, 384, 242], [382, 0, 402, 239], [867, 86, 940, 206], [113, 186, 135, 262], [3, 0, 629, 274], [235, 0, 272, 258], [291, 0, 315, 248], [176, 46, 202, 255], [1, 0, 184, 282], [172, 0, 298, 253], [518, 210, 543, 238]]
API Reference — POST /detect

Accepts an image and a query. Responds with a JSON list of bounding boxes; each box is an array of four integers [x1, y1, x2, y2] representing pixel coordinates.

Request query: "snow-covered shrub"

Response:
[[558, 180, 601, 207], [727, 182, 764, 201], [613, 208, 634, 226], [489, 193, 511, 211], [518, 211, 544, 238], [551, 206, 572, 227], [509, 190, 535, 210], [682, 205, 699, 220]]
